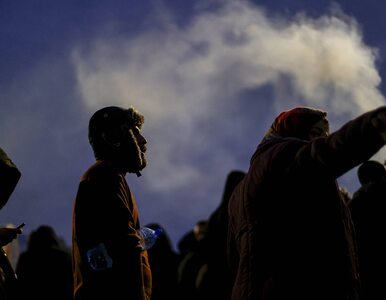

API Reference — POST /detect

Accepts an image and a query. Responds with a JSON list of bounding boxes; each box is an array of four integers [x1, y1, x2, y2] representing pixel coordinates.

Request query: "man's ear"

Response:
[[101, 130, 122, 147]]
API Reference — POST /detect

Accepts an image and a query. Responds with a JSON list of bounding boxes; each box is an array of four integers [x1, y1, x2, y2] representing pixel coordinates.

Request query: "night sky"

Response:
[[1, 0, 385, 251]]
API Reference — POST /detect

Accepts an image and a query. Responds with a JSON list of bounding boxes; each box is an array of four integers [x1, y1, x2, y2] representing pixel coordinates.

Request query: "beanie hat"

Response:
[[88, 106, 144, 147]]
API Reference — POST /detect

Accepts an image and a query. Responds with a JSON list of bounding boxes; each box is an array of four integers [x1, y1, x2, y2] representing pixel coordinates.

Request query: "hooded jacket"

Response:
[[0, 147, 21, 209], [228, 107, 386, 300]]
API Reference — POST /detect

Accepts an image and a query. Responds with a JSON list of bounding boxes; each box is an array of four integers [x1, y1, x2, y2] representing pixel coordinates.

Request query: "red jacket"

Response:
[[72, 160, 151, 300], [228, 108, 386, 300]]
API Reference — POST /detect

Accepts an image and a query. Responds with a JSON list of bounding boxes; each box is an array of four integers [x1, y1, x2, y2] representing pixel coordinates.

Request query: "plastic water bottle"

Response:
[[137, 227, 163, 250]]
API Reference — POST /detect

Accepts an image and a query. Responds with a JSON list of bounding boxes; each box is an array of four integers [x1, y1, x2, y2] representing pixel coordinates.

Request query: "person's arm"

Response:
[[0, 226, 23, 247], [0, 147, 21, 209], [293, 106, 386, 179]]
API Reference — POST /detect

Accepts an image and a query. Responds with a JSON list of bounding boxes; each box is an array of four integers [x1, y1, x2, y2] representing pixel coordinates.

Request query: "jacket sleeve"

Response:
[[292, 106, 386, 179]]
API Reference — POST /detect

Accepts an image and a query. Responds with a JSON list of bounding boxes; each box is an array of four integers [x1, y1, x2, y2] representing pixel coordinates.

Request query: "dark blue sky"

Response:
[[1, 0, 385, 251]]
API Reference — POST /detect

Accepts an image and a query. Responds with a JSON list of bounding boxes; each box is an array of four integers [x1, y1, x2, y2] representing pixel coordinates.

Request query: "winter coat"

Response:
[[72, 160, 152, 300], [0, 147, 21, 209], [350, 177, 386, 299], [228, 108, 386, 300]]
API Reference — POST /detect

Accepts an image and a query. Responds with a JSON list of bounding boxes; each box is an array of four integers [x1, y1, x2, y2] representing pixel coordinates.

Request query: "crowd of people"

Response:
[[1, 104, 386, 300]]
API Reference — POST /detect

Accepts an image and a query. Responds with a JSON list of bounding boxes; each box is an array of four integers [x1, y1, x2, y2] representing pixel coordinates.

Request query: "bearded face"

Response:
[[117, 125, 147, 174], [89, 106, 148, 174]]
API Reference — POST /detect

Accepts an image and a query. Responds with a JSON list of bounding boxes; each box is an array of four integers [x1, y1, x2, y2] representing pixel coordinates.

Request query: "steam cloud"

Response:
[[1, 0, 385, 250], [73, 1, 385, 194]]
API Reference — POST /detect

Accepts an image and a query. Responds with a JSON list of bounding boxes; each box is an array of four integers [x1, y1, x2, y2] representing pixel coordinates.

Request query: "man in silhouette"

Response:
[[0, 147, 23, 300], [72, 106, 151, 300], [349, 160, 386, 299]]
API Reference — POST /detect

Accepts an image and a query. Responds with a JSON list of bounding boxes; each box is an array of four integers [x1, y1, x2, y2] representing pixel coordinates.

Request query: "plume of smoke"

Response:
[[72, 1, 385, 193]]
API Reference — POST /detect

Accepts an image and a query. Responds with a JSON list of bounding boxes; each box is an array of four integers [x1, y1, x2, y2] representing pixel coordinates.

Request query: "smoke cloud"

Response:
[[2, 0, 385, 251], [73, 1, 385, 195]]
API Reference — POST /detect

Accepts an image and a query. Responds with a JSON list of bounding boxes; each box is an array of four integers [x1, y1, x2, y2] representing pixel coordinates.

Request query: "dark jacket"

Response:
[[349, 177, 386, 300], [72, 160, 152, 300], [228, 108, 386, 300], [0, 147, 21, 300], [0, 147, 21, 209]]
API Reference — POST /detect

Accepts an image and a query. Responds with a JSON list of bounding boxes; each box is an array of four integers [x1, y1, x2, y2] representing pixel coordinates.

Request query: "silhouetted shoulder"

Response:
[[81, 160, 122, 182]]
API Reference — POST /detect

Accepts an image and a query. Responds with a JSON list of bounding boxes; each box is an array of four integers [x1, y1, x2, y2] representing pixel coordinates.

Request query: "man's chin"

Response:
[[138, 161, 147, 172], [127, 159, 147, 174]]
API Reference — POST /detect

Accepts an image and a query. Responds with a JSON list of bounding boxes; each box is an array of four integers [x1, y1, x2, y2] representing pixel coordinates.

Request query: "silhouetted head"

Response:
[[27, 225, 59, 250], [88, 106, 147, 175], [357, 160, 386, 185], [221, 170, 245, 206], [264, 106, 329, 141]]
